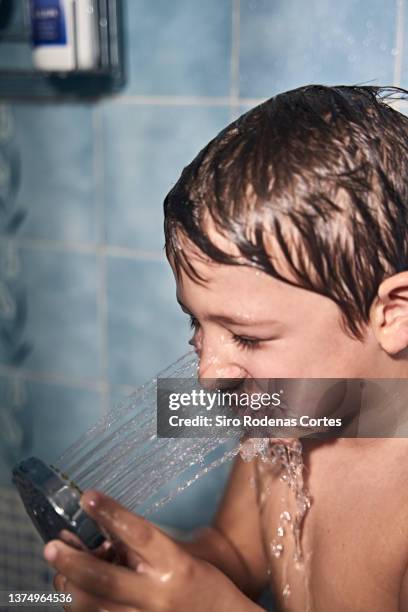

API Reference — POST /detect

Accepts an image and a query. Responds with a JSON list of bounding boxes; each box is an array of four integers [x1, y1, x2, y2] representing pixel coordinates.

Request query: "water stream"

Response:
[[240, 437, 313, 609], [54, 351, 239, 515], [53, 352, 314, 608]]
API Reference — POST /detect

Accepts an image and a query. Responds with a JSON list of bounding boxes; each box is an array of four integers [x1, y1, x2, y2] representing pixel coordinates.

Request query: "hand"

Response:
[[45, 490, 262, 612]]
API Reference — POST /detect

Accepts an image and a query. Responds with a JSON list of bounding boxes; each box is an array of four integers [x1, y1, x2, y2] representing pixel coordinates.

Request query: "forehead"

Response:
[[172, 245, 325, 321], [169, 226, 338, 321]]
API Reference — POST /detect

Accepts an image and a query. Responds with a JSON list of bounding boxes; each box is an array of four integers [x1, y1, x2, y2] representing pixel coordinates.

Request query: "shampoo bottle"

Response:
[[30, 0, 76, 71], [30, 0, 99, 71]]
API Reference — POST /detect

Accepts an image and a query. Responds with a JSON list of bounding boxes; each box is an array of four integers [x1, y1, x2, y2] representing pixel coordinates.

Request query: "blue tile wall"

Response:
[[0, 247, 100, 381], [0, 378, 102, 486], [402, 2, 408, 89], [0, 0, 405, 539], [103, 104, 230, 250], [240, 0, 397, 99], [107, 257, 190, 386], [14, 105, 96, 244], [124, 0, 233, 96], [23, 380, 102, 463]]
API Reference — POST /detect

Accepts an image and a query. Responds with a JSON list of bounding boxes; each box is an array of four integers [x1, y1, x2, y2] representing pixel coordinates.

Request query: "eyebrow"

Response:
[[177, 297, 276, 327]]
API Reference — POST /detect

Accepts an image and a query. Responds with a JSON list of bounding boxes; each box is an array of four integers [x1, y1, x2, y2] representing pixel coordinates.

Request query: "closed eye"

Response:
[[189, 315, 262, 351], [231, 335, 261, 350]]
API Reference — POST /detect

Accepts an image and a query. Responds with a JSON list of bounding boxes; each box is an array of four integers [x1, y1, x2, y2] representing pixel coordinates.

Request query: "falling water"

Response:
[[53, 363, 404, 523], [52, 352, 316, 606], [53, 351, 240, 515], [269, 440, 311, 565], [240, 437, 312, 609]]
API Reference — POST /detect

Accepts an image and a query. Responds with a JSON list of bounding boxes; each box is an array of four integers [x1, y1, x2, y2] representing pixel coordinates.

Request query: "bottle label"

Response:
[[30, 0, 68, 46]]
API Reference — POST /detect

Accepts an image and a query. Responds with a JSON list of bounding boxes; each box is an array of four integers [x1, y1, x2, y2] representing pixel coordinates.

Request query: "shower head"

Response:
[[12, 457, 105, 550]]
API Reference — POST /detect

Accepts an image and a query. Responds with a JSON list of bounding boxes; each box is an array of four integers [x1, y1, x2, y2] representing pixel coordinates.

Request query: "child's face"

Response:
[[171, 237, 383, 380]]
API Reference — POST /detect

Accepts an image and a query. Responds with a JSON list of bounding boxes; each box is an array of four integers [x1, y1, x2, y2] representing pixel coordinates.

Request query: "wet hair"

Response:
[[163, 84, 408, 340]]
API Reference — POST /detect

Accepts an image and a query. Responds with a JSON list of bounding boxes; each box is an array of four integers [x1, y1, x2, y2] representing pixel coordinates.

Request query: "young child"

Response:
[[44, 85, 408, 612]]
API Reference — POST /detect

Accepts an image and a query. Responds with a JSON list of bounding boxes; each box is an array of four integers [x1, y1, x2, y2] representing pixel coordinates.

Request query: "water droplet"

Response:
[[271, 541, 284, 558]]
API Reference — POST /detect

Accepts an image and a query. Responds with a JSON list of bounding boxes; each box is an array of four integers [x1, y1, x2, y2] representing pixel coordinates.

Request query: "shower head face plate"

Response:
[[12, 457, 105, 550]]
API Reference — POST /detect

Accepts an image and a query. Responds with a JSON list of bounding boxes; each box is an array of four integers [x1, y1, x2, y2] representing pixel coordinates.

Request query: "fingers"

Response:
[[58, 530, 88, 551], [44, 540, 151, 608], [54, 573, 139, 612], [46, 494, 191, 611], [54, 573, 66, 592], [58, 528, 117, 562], [80, 490, 178, 567]]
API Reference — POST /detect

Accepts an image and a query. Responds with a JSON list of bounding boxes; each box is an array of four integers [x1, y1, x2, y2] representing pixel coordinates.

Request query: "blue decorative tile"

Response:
[[0, 247, 100, 381], [0, 377, 102, 486], [102, 104, 230, 250], [240, 0, 396, 99], [13, 105, 96, 243], [107, 257, 191, 386], [124, 0, 232, 96]]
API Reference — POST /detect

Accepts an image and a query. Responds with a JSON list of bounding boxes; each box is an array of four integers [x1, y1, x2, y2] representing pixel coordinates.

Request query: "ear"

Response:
[[370, 272, 408, 355]]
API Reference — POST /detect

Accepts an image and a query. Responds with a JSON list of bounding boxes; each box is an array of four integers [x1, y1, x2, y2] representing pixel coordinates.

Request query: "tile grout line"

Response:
[[0, 362, 138, 396], [393, 0, 405, 90], [0, 236, 167, 261], [105, 94, 266, 107], [93, 103, 110, 416], [0, 362, 103, 392], [230, 0, 241, 121], [112, 95, 232, 106]]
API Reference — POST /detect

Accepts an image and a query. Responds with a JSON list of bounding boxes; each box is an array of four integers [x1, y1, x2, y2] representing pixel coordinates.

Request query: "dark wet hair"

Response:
[[164, 84, 408, 340]]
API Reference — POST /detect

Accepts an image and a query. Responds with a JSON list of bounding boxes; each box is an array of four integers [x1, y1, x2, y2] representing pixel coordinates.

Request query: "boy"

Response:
[[45, 85, 408, 611]]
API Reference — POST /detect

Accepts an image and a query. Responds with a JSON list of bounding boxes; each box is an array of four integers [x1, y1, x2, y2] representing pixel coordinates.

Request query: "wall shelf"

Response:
[[0, 0, 126, 100]]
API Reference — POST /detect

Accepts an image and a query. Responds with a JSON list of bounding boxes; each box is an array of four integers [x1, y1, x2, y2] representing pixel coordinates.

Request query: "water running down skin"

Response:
[[44, 233, 408, 612]]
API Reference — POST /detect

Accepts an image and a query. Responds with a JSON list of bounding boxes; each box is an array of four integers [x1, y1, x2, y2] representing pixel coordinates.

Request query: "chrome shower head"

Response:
[[12, 456, 105, 550]]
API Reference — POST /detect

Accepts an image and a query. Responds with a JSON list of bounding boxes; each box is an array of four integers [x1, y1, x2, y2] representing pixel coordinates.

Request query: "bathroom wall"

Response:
[[0, 0, 407, 529]]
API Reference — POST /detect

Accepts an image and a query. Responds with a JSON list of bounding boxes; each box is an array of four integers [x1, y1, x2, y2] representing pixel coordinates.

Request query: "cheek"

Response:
[[244, 326, 360, 377]]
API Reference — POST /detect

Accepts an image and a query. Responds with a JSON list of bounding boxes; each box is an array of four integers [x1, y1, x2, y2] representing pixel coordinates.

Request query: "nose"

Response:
[[196, 328, 246, 384]]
